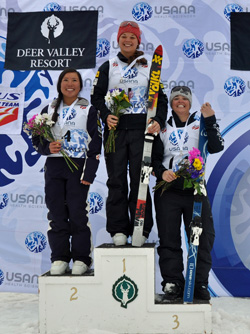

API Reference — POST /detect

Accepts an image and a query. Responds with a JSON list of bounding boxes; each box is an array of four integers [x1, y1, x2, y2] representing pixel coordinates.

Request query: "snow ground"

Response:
[[0, 293, 250, 334]]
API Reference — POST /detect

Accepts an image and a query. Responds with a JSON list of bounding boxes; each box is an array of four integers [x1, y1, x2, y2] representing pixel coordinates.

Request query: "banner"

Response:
[[0, 86, 24, 135], [4, 11, 98, 70], [231, 12, 250, 70]]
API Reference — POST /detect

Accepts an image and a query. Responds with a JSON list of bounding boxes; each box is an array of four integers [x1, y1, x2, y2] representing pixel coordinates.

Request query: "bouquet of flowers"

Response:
[[104, 88, 132, 153], [153, 147, 206, 196], [23, 113, 78, 172]]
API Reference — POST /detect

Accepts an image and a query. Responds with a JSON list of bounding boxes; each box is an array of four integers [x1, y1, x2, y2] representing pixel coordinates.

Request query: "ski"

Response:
[[132, 45, 163, 247], [183, 114, 208, 303]]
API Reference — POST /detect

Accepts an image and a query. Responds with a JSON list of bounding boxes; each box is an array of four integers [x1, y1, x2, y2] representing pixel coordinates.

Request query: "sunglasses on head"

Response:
[[171, 86, 191, 94], [120, 21, 139, 28]]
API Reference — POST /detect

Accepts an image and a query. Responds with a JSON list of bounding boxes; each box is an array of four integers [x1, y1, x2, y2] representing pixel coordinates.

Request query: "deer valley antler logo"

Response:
[[41, 14, 64, 44], [112, 274, 138, 308]]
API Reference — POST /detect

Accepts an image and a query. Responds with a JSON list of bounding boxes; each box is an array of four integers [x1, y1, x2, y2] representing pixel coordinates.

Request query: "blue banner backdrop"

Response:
[[0, 0, 250, 296]]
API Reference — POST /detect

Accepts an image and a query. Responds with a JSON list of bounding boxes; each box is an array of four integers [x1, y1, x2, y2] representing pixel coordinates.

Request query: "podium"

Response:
[[39, 244, 212, 334]]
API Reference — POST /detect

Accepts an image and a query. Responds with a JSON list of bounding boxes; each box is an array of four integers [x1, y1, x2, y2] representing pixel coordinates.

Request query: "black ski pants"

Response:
[[104, 128, 153, 238], [45, 157, 92, 266], [154, 189, 215, 290]]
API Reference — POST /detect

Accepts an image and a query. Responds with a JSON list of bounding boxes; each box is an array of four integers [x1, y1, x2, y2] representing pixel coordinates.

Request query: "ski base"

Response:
[[183, 114, 207, 303], [132, 45, 163, 247]]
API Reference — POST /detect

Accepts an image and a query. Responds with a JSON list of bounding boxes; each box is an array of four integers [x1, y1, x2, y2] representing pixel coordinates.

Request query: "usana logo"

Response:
[[8, 192, 45, 208], [88, 192, 104, 214], [205, 42, 230, 54], [96, 38, 110, 58], [224, 76, 246, 97], [4, 272, 38, 286], [25, 231, 47, 253], [0, 193, 9, 209], [132, 2, 153, 21], [183, 39, 204, 59], [224, 3, 243, 21], [154, 5, 195, 16], [0, 7, 15, 18], [112, 274, 138, 308], [163, 80, 195, 93], [43, 3, 104, 13], [0, 269, 4, 285]]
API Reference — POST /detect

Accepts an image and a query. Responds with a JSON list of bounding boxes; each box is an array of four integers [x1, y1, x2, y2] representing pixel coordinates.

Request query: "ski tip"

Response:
[[155, 45, 163, 55]]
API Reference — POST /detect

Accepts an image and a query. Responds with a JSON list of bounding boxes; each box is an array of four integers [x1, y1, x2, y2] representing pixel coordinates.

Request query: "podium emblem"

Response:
[[112, 274, 138, 308]]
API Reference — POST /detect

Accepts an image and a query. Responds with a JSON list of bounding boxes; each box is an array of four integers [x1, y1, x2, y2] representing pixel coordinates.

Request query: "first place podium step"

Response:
[[39, 243, 212, 334]]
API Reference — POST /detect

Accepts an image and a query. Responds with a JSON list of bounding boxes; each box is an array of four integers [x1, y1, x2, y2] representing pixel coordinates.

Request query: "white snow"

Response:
[[0, 293, 250, 334]]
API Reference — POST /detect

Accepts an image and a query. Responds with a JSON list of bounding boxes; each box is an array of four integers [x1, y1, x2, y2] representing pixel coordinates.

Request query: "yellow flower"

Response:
[[123, 94, 130, 103], [193, 158, 202, 170]]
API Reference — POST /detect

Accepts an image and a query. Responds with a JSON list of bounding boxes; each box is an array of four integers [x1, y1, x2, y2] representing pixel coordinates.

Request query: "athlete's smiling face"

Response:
[[171, 95, 191, 122], [60, 72, 81, 105], [118, 32, 138, 58]]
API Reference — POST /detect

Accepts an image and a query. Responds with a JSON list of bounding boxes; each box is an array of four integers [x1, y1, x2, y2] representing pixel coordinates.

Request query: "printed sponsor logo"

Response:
[[44, 3, 104, 15], [169, 129, 188, 147], [224, 3, 243, 21], [162, 80, 195, 93], [88, 192, 104, 214], [43, 2, 62, 11], [6, 11, 97, 70], [25, 231, 47, 253], [4, 272, 38, 288], [112, 275, 138, 308], [0, 269, 4, 285], [123, 67, 138, 79], [224, 76, 246, 97], [8, 192, 46, 209], [205, 42, 230, 55], [41, 14, 64, 44], [132, 2, 153, 21], [96, 38, 110, 58], [0, 7, 15, 18], [154, 4, 195, 17], [0, 90, 23, 127], [0, 193, 9, 209], [183, 39, 204, 59]]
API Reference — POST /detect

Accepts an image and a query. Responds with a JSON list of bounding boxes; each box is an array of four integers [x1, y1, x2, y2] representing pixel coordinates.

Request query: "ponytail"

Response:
[[51, 93, 63, 123], [128, 50, 147, 65]]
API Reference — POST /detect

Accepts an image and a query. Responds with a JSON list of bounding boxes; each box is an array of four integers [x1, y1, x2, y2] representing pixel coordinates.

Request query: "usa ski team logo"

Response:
[[132, 2, 153, 21], [224, 76, 245, 97], [123, 66, 138, 79], [224, 4, 243, 21], [0, 269, 4, 285], [183, 39, 204, 59], [0, 193, 9, 209], [112, 275, 138, 308], [96, 38, 110, 58], [88, 192, 104, 214], [25, 231, 47, 253], [169, 129, 188, 146], [43, 3, 62, 11], [62, 106, 76, 121]]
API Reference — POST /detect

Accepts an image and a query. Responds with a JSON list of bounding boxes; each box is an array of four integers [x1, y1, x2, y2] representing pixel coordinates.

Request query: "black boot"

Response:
[[163, 282, 183, 300], [194, 285, 211, 300]]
